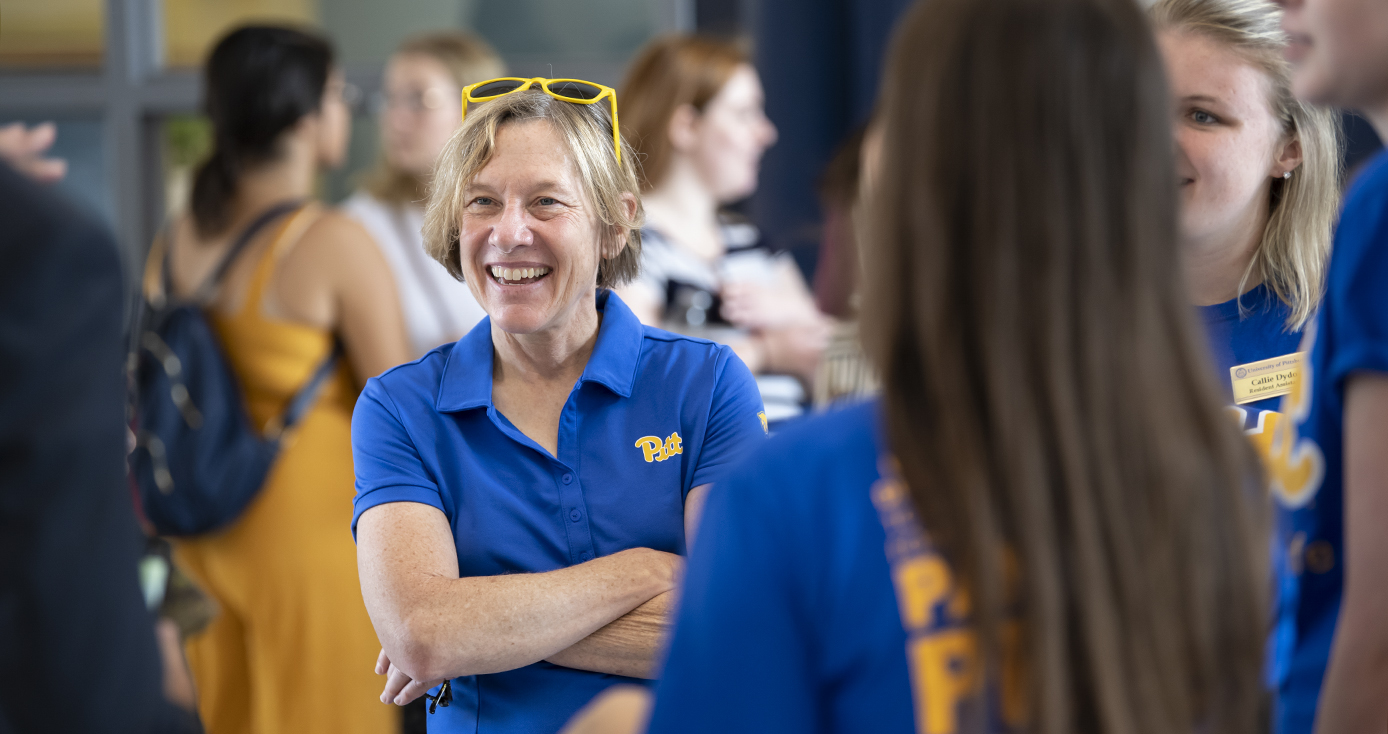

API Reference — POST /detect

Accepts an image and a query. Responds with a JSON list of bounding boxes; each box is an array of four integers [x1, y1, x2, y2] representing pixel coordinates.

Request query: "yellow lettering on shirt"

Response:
[[758, 411, 769, 433], [635, 432, 684, 463], [912, 628, 980, 734], [635, 436, 665, 462], [1263, 352, 1325, 508], [895, 556, 952, 631]]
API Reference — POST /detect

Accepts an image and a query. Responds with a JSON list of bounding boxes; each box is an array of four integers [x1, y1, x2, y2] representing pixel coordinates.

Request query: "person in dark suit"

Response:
[[0, 126, 198, 733]]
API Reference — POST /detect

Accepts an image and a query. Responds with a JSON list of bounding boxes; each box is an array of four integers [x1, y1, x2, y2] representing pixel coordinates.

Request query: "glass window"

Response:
[[0, 0, 104, 67], [162, 0, 315, 68]]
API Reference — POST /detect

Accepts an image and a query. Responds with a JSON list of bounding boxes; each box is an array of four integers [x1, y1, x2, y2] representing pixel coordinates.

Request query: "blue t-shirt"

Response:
[[1197, 282, 1305, 708], [648, 401, 1021, 734], [1199, 283, 1304, 431], [351, 290, 766, 734], [1266, 150, 1388, 734]]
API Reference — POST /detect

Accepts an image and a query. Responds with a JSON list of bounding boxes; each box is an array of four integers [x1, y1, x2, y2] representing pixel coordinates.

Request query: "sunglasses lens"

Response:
[[471, 79, 526, 98], [548, 81, 604, 100]]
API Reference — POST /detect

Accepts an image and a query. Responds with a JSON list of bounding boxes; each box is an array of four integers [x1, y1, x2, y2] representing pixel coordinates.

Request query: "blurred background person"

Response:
[[1, 125, 199, 734], [616, 35, 828, 423], [343, 32, 504, 359], [809, 127, 878, 409], [1150, 5, 1341, 730], [162, 26, 408, 734], [1271, 0, 1388, 730], [565, 0, 1271, 730]]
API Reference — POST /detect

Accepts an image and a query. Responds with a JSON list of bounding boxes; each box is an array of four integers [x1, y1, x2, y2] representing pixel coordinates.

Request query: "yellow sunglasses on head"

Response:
[[460, 77, 622, 163]]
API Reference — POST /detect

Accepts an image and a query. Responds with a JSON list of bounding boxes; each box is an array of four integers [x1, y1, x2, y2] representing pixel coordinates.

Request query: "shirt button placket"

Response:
[[555, 466, 595, 565]]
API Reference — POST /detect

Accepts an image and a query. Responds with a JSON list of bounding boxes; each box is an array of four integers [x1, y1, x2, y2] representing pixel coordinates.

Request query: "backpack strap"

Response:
[[187, 200, 307, 304], [237, 202, 325, 320], [261, 339, 344, 441]]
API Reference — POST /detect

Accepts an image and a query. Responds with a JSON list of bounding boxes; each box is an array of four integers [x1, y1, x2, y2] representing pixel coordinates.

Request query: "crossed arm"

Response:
[[356, 485, 710, 704]]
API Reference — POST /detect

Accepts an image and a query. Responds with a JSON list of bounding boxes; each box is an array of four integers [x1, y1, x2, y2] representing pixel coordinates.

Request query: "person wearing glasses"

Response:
[[563, 0, 1270, 731], [352, 77, 766, 733], [343, 32, 504, 359]]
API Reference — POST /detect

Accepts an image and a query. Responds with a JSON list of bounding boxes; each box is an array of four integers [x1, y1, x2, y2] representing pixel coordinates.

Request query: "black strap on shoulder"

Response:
[[160, 199, 306, 304], [268, 339, 344, 441]]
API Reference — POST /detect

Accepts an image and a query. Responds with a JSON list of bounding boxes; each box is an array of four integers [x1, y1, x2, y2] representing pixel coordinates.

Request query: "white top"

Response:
[[342, 191, 488, 358]]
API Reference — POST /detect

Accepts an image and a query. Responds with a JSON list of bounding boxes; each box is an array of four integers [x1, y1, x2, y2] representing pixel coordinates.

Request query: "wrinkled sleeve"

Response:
[[351, 378, 444, 538], [689, 347, 766, 491]]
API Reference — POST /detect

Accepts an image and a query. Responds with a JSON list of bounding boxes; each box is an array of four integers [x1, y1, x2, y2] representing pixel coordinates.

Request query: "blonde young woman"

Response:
[[343, 33, 505, 357], [1152, 0, 1339, 433], [1150, 1, 1340, 732]]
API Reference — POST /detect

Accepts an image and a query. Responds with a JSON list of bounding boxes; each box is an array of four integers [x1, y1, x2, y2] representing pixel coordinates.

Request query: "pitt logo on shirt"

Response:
[[635, 432, 684, 463]]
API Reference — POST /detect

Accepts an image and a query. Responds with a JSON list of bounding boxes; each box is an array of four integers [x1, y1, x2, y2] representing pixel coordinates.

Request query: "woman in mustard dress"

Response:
[[157, 26, 411, 733]]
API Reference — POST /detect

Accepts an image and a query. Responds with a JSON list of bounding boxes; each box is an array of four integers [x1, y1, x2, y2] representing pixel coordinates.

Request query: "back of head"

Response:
[[1150, 0, 1341, 330], [619, 35, 747, 191], [191, 25, 334, 238], [859, 0, 1268, 731]]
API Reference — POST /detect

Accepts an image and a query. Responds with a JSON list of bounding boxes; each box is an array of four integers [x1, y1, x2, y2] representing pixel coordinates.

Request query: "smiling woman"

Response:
[[350, 86, 767, 734], [1150, 2, 1342, 732]]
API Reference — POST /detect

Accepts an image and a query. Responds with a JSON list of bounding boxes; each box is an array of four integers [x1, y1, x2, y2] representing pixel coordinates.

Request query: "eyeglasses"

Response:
[[373, 87, 450, 115], [460, 77, 622, 163]]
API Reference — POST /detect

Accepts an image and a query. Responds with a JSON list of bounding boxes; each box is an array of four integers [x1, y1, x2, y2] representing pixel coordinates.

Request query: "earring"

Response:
[[1283, 171, 1292, 179]]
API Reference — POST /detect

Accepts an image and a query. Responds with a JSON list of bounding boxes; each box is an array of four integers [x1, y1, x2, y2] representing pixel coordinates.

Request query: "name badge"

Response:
[[1230, 352, 1305, 405]]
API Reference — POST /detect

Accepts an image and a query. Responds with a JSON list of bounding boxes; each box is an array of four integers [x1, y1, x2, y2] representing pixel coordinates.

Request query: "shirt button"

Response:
[[561, 473, 574, 485], [579, 551, 593, 562], [570, 508, 582, 522]]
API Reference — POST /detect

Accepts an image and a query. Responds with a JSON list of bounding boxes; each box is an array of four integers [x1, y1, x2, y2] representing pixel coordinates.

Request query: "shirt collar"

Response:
[[435, 289, 644, 413]]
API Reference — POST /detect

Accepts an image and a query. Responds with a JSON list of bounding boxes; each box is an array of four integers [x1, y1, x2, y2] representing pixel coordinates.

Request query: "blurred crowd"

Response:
[[3, 0, 1388, 732]]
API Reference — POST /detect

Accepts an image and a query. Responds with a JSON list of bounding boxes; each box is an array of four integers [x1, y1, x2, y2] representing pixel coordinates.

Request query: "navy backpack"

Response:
[[130, 202, 341, 536]]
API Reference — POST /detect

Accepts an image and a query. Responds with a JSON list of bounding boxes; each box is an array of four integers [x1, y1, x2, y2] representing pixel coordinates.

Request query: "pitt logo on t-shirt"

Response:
[[635, 432, 683, 463]]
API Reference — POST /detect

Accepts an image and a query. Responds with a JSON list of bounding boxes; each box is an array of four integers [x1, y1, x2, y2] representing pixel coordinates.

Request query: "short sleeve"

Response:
[[350, 378, 445, 538], [1326, 157, 1388, 390], [690, 348, 766, 489], [647, 455, 821, 733]]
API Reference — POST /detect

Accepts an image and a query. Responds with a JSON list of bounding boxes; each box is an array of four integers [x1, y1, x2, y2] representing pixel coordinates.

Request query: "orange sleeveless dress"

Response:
[[172, 208, 397, 734]]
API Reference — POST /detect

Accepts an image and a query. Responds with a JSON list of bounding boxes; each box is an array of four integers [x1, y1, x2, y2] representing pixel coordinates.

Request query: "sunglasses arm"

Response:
[[609, 94, 622, 165]]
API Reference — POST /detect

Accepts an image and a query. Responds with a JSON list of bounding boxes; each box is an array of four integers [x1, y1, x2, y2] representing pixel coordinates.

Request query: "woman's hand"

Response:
[[376, 647, 444, 706]]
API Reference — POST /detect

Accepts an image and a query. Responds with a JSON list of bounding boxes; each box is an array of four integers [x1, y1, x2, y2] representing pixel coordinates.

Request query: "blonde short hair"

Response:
[[1152, 0, 1343, 330], [422, 90, 644, 289]]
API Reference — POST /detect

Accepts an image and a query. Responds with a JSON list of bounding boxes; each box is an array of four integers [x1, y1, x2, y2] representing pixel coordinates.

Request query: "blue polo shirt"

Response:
[[649, 401, 1022, 734], [350, 290, 765, 734], [1267, 150, 1388, 734]]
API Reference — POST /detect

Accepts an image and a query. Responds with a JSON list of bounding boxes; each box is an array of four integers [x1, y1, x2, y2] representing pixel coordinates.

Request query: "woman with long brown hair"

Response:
[[563, 0, 1270, 731]]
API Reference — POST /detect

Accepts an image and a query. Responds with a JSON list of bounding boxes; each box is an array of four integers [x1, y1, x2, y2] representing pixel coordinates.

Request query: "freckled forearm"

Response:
[[546, 591, 677, 679], [375, 551, 671, 680]]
